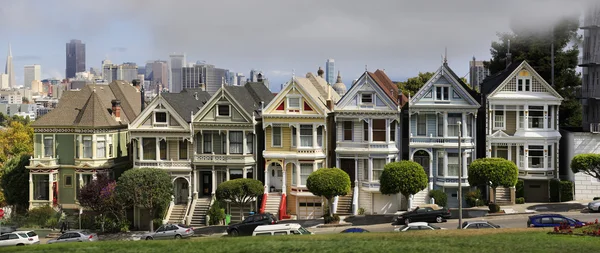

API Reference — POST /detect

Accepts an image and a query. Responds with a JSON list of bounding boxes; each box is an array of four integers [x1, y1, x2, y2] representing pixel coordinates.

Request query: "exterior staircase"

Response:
[[264, 193, 281, 217], [413, 189, 430, 207], [190, 198, 211, 227], [168, 204, 187, 224], [230, 204, 252, 223], [494, 187, 512, 205], [336, 194, 353, 216]]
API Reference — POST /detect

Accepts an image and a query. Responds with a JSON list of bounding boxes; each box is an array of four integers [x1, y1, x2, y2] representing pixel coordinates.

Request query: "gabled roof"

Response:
[[161, 89, 211, 122], [411, 63, 480, 107], [225, 82, 274, 117], [441, 63, 478, 99], [480, 60, 524, 95], [33, 81, 142, 128], [368, 69, 407, 106]]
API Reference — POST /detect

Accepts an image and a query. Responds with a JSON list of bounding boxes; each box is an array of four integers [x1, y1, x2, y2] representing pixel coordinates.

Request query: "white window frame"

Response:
[[272, 126, 282, 147], [343, 121, 353, 141], [153, 111, 168, 127], [203, 133, 212, 153], [517, 77, 531, 92], [246, 133, 253, 154], [82, 135, 93, 158], [291, 126, 297, 147], [361, 93, 373, 104], [43, 135, 54, 158], [217, 104, 231, 117], [97, 135, 106, 158], [435, 86, 450, 101], [299, 125, 313, 147], [287, 96, 301, 110], [299, 163, 313, 186], [493, 106, 505, 130], [372, 158, 386, 181]]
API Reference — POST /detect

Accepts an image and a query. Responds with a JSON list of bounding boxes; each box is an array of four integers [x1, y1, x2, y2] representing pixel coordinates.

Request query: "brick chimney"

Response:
[[111, 99, 121, 121]]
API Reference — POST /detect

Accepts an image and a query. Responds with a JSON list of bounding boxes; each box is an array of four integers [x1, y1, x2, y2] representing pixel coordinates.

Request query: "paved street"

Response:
[[309, 211, 600, 234]]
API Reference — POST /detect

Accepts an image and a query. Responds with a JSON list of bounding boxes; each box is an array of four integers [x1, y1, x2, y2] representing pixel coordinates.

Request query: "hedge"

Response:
[[428, 190, 447, 207]]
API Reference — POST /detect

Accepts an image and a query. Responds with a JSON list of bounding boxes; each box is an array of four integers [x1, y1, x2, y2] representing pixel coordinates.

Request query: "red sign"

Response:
[[0, 209, 4, 219]]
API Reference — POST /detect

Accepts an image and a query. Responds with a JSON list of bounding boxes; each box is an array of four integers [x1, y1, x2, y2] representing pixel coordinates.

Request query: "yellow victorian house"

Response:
[[261, 69, 340, 220]]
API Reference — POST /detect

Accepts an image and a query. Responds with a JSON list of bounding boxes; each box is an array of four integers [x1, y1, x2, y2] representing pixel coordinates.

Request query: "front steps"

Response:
[[190, 198, 211, 227]]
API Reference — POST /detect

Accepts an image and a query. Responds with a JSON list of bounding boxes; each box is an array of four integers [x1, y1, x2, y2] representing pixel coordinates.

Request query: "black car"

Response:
[[393, 204, 452, 225], [227, 213, 278, 236]]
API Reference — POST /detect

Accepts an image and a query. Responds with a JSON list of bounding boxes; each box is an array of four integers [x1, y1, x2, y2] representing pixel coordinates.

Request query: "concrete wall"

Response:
[[560, 129, 600, 200]]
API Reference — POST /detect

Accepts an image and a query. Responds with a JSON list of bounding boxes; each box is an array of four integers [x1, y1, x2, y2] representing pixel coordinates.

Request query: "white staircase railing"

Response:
[[162, 195, 175, 224], [352, 185, 359, 215]]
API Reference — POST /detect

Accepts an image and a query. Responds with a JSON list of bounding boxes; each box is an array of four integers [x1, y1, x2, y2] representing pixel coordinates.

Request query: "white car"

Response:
[[0, 231, 40, 247], [394, 222, 447, 232], [588, 200, 600, 212]]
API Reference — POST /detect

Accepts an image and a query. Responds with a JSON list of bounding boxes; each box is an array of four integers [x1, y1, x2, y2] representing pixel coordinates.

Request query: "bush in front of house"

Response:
[[468, 158, 519, 204], [306, 168, 351, 223], [549, 178, 560, 202], [516, 197, 525, 204], [465, 189, 484, 207], [516, 180, 524, 198], [560, 181, 574, 202], [27, 205, 57, 228], [428, 190, 447, 208], [208, 201, 226, 225], [488, 203, 501, 213], [216, 178, 264, 222]]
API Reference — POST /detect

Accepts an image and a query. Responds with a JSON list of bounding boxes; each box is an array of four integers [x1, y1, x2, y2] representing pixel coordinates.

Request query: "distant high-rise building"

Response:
[[103, 63, 118, 83], [117, 62, 138, 82], [5, 44, 15, 88], [326, 59, 335, 84], [180, 63, 229, 94], [182, 64, 203, 90], [65, 39, 86, 79], [469, 57, 490, 91], [249, 69, 262, 82], [0, 73, 8, 89], [149, 60, 168, 90], [169, 53, 186, 93], [24, 64, 41, 89], [580, 3, 600, 132]]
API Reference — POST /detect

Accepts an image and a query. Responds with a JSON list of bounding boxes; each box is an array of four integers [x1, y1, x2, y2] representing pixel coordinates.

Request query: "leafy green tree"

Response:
[[215, 178, 263, 222], [468, 158, 519, 203], [306, 168, 351, 217], [0, 121, 33, 166], [487, 16, 581, 127], [396, 72, 434, 96], [117, 168, 172, 231], [380, 161, 428, 209], [571, 154, 600, 181], [78, 174, 125, 232], [0, 154, 30, 214]]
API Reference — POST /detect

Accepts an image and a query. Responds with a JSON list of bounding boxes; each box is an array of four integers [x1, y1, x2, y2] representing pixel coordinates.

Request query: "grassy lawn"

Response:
[[3, 228, 599, 253]]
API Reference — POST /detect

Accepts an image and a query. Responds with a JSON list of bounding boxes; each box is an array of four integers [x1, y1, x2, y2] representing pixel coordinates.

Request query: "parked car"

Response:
[[0, 231, 40, 247], [393, 204, 452, 225], [459, 221, 501, 229], [252, 223, 312, 236], [47, 230, 98, 244], [143, 224, 194, 240], [0, 226, 17, 235], [527, 214, 586, 228], [394, 222, 445, 232], [227, 213, 278, 236], [588, 200, 600, 212], [340, 228, 369, 233]]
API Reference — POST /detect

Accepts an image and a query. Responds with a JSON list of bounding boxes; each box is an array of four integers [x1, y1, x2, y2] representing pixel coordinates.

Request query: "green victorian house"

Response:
[[27, 81, 142, 211]]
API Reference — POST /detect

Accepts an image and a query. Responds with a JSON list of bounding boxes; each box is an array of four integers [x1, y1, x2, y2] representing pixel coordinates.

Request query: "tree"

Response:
[[306, 168, 351, 217], [77, 174, 125, 232], [571, 154, 600, 181], [216, 178, 263, 222], [468, 158, 519, 203], [0, 154, 30, 214], [379, 161, 428, 209], [396, 72, 434, 96], [116, 168, 172, 231], [0, 121, 33, 166], [487, 16, 581, 127]]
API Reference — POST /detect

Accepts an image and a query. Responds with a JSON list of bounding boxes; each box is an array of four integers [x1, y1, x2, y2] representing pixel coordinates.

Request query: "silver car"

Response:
[[48, 231, 99, 244], [588, 200, 600, 212], [143, 224, 194, 240]]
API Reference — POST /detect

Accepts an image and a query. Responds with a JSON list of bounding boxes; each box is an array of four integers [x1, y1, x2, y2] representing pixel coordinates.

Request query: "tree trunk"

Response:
[[239, 203, 244, 221], [327, 198, 334, 216], [492, 187, 497, 204], [149, 208, 154, 232]]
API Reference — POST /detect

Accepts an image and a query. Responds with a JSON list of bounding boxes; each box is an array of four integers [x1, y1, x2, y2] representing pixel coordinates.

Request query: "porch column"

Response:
[[462, 113, 467, 137], [473, 115, 477, 158], [295, 125, 301, 148], [226, 168, 230, 181], [336, 154, 340, 168], [368, 119, 373, 142], [443, 112, 448, 138], [385, 119, 390, 143], [48, 173, 54, 205], [524, 144, 529, 170], [354, 158, 359, 183], [368, 157, 373, 182], [543, 105, 548, 130], [139, 138, 144, 161], [29, 173, 33, 208], [242, 131, 247, 154], [188, 176, 192, 202], [192, 168, 198, 197], [155, 137, 160, 161], [282, 166, 287, 194], [264, 162, 269, 194], [443, 152, 448, 177], [312, 124, 317, 148], [243, 167, 247, 178], [296, 163, 301, 186], [524, 105, 529, 131], [429, 154, 434, 190], [211, 167, 216, 195], [226, 130, 230, 155]]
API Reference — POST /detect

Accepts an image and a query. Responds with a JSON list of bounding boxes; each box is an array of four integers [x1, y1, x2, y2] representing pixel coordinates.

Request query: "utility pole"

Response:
[[458, 121, 463, 229], [551, 28, 555, 86]]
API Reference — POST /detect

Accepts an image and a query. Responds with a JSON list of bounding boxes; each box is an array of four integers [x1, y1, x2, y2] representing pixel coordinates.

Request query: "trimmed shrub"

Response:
[[549, 178, 560, 202], [516, 197, 525, 204], [465, 189, 483, 207], [307, 168, 351, 218], [379, 161, 428, 197], [516, 180, 525, 198], [488, 203, 501, 213], [559, 181, 574, 202], [468, 158, 519, 203], [323, 213, 340, 224], [428, 190, 447, 207], [208, 201, 226, 225], [28, 205, 57, 228]]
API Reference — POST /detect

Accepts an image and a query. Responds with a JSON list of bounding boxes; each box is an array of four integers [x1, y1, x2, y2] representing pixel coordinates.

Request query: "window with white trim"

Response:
[[317, 126, 323, 147], [159, 139, 167, 160], [291, 126, 297, 147], [43, 135, 54, 157], [372, 119, 386, 142], [529, 145, 544, 169], [246, 133, 253, 154], [83, 136, 93, 158], [361, 93, 373, 104], [179, 140, 188, 160], [447, 153, 459, 177], [529, 106, 544, 129], [447, 113, 461, 137], [97, 135, 106, 158], [372, 158, 386, 181], [203, 133, 212, 153], [300, 164, 313, 185], [416, 114, 426, 136], [142, 138, 156, 160], [343, 121, 353, 141], [390, 121, 396, 142], [363, 121, 369, 141], [437, 152, 444, 177], [299, 125, 312, 147], [272, 127, 282, 147], [287, 97, 300, 109], [437, 114, 444, 137], [154, 112, 167, 127], [493, 106, 505, 129], [517, 77, 531, 92], [435, 86, 449, 101], [466, 116, 472, 137], [217, 105, 230, 117], [229, 131, 243, 154], [363, 160, 368, 180]]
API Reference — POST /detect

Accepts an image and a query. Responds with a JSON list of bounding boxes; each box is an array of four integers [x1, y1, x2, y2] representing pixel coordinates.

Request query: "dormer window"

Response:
[[361, 93, 373, 104], [517, 78, 531, 92], [287, 97, 300, 109], [217, 104, 230, 117], [435, 86, 449, 101], [153, 111, 168, 127]]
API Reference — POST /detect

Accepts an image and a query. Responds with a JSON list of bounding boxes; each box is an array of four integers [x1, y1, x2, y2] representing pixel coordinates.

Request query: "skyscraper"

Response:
[[580, 3, 600, 132], [5, 44, 15, 88], [169, 53, 186, 93], [249, 69, 262, 82], [117, 62, 138, 82], [65, 40, 86, 79], [181, 63, 229, 95], [469, 57, 490, 91], [326, 59, 335, 84], [24, 64, 41, 89]]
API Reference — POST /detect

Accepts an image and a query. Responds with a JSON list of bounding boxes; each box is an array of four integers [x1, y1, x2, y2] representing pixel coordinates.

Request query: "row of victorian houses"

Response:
[[25, 59, 570, 230]]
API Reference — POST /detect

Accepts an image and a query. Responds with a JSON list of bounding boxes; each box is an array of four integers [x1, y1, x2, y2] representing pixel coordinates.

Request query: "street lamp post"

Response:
[[457, 121, 463, 229]]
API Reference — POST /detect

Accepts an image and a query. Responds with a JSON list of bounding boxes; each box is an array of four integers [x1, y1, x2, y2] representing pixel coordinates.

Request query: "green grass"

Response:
[[2, 229, 599, 253]]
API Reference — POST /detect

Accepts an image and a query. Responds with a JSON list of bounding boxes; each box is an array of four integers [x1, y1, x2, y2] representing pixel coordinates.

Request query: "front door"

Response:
[[414, 152, 430, 177], [269, 164, 283, 191], [340, 159, 356, 187], [201, 172, 212, 197], [174, 178, 189, 204]]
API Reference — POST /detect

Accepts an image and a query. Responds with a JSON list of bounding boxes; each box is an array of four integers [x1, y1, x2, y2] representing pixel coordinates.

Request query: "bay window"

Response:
[[417, 114, 426, 136], [372, 119, 386, 142], [142, 138, 156, 160], [230, 169, 243, 180], [43, 135, 54, 157], [363, 121, 369, 141], [229, 131, 243, 154], [291, 126, 296, 147], [246, 133, 253, 154], [466, 116, 472, 137], [159, 139, 167, 160], [97, 136, 106, 158], [447, 113, 461, 137], [83, 136, 93, 158], [317, 126, 323, 147], [300, 125, 312, 147], [437, 152, 444, 177], [372, 158, 386, 181], [528, 145, 544, 168], [447, 153, 459, 176], [272, 127, 282, 147], [343, 121, 353, 141], [363, 160, 368, 181], [292, 165, 297, 185], [494, 106, 505, 129], [300, 164, 313, 185], [203, 133, 212, 153], [438, 114, 444, 137], [390, 121, 396, 141], [33, 174, 49, 200], [179, 140, 188, 160], [529, 106, 544, 129]]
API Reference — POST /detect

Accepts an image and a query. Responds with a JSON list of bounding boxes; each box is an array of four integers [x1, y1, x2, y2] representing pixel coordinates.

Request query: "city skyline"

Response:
[[0, 0, 590, 91]]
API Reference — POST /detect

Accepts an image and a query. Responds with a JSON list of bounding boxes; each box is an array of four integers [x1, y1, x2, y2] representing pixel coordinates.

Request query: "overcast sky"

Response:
[[0, 0, 590, 91]]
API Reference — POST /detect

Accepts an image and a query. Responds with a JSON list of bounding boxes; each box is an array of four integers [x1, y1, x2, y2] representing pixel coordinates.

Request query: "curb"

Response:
[[486, 212, 535, 217], [315, 223, 352, 228]]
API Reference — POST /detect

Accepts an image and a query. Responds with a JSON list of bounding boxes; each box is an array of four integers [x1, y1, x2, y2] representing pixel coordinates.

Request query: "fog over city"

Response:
[[0, 0, 589, 88]]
